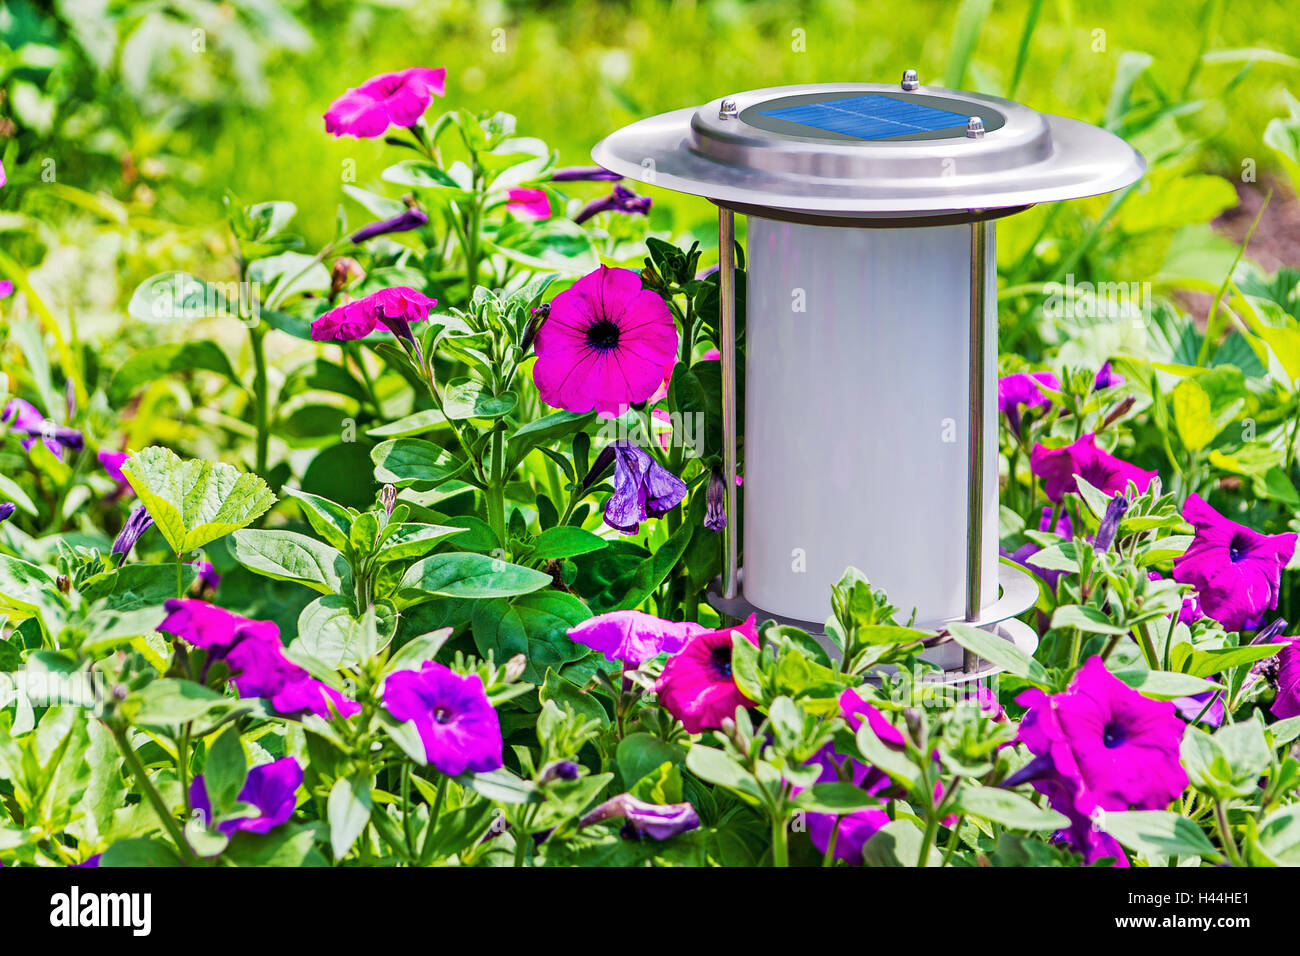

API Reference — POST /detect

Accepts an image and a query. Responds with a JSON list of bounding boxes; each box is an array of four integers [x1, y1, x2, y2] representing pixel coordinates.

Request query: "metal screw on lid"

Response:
[[966, 116, 986, 138], [901, 69, 920, 91], [718, 98, 738, 119]]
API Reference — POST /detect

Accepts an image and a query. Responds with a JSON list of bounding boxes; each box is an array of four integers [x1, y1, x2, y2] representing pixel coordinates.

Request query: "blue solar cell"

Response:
[[758, 94, 970, 140]]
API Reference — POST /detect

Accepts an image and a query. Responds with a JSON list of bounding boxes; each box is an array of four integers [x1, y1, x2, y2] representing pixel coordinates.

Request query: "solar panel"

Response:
[[757, 94, 971, 141]]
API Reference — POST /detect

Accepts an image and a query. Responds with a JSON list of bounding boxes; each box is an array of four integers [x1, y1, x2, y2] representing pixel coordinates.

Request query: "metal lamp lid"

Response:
[[592, 81, 1145, 217]]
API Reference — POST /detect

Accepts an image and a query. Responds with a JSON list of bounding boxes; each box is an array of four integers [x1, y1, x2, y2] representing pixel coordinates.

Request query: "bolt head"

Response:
[[901, 69, 920, 91], [719, 98, 738, 119], [966, 116, 986, 138]]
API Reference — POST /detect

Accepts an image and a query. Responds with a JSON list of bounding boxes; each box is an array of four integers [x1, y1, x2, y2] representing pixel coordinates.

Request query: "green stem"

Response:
[[770, 813, 789, 868], [111, 726, 197, 865], [250, 325, 270, 478], [401, 764, 415, 860], [940, 815, 965, 867], [1213, 800, 1242, 866], [418, 774, 450, 866]]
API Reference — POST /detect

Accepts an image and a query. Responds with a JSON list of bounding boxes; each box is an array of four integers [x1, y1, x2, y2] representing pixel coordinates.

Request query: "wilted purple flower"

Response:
[[383, 661, 503, 776], [3, 398, 83, 459], [551, 167, 623, 182], [190, 757, 302, 837], [579, 793, 700, 840], [350, 206, 429, 243], [1007, 656, 1187, 866], [196, 561, 221, 596], [704, 468, 727, 532], [1093, 494, 1129, 552], [603, 441, 687, 534], [538, 760, 583, 784], [567, 609, 705, 667], [0, 502, 13, 524], [1172, 494, 1297, 633], [111, 505, 154, 558], [573, 184, 652, 225]]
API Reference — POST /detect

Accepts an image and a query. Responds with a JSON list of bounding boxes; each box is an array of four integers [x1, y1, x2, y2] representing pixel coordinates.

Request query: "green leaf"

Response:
[[489, 217, 598, 275], [327, 773, 374, 861], [294, 595, 396, 669], [126, 271, 231, 324], [0, 555, 55, 615], [371, 438, 465, 488], [1171, 379, 1219, 451], [956, 785, 1069, 831], [506, 411, 594, 470], [539, 668, 608, 727], [863, 819, 941, 866], [130, 679, 250, 730], [375, 522, 466, 561], [1098, 809, 1221, 862], [611, 517, 693, 611], [381, 160, 472, 196], [443, 379, 517, 420], [283, 488, 353, 552], [367, 408, 448, 438], [946, 622, 1050, 685], [616, 733, 686, 788], [530, 526, 608, 560], [204, 726, 248, 817], [100, 838, 184, 867], [399, 552, 551, 602], [108, 341, 241, 403], [230, 529, 352, 595], [471, 591, 591, 682], [793, 783, 884, 814], [1050, 604, 1130, 636], [1113, 669, 1221, 700], [121, 446, 275, 554]]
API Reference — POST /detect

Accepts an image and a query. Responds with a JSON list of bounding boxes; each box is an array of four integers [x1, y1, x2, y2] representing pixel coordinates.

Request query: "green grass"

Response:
[[203, 0, 1299, 244]]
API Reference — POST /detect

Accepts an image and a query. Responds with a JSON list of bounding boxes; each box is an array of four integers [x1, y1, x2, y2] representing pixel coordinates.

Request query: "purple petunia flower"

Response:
[[0, 280, 12, 298], [3, 398, 83, 459], [603, 441, 688, 534], [551, 167, 623, 182], [1030, 433, 1156, 504], [1093, 494, 1129, 552], [196, 561, 221, 596], [0, 502, 13, 524], [383, 661, 503, 776], [655, 615, 758, 734], [1270, 636, 1300, 719], [1146, 571, 1203, 625], [578, 793, 700, 840], [567, 609, 705, 668], [324, 67, 447, 139], [311, 286, 437, 343], [190, 757, 302, 837], [1094, 361, 1125, 390], [1007, 656, 1188, 866], [997, 371, 1059, 438], [98, 449, 129, 483], [72, 854, 101, 867], [158, 599, 360, 721], [1172, 690, 1225, 727], [1172, 493, 1297, 634], [350, 206, 429, 244], [110, 505, 154, 558], [573, 184, 652, 225]]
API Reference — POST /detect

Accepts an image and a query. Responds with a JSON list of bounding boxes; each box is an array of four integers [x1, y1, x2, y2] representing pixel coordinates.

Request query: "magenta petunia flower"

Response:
[[578, 793, 700, 840], [1094, 361, 1125, 390], [190, 757, 302, 837], [566, 610, 705, 668], [506, 188, 551, 220], [1008, 656, 1188, 866], [1030, 433, 1156, 504], [98, 449, 129, 482], [383, 661, 503, 776], [532, 265, 678, 417], [1146, 571, 1202, 625], [603, 441, 688, 534], [158, 599, 359, 720], [655, 615, 758, 734], [323, 67, 447, 138], [998, 371, 1059, 414], [1172, 493, 1297, 633], [310, 286, 437, 343], [1172, 689, 1224, 727]]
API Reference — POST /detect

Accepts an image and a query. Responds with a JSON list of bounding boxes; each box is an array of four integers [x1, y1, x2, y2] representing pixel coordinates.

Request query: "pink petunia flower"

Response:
[[1030, 433, 1156, 504], [310, 286, 437, 342], [566, 609, 705, 668], [99, 449, 129, 483], [655, 615, 758, 733], [1172, 493, 1297, 633], [532, 265, 678, 418], [506, 188, 551, 220], [1007, 656, 1188, 866], [383, 661, 503, 776], [323, 67, 447, 139]]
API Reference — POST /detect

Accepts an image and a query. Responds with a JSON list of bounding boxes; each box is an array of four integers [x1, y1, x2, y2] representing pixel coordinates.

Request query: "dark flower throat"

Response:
[[586, 319, 621, 352]]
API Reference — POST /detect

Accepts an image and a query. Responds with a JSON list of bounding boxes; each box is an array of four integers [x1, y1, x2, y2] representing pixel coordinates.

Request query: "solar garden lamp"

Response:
[[592, 75, 1145, 681]]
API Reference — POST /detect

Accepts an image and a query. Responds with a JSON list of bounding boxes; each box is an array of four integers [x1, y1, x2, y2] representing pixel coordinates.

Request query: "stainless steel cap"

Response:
[[591, 82, 1145, 217]]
